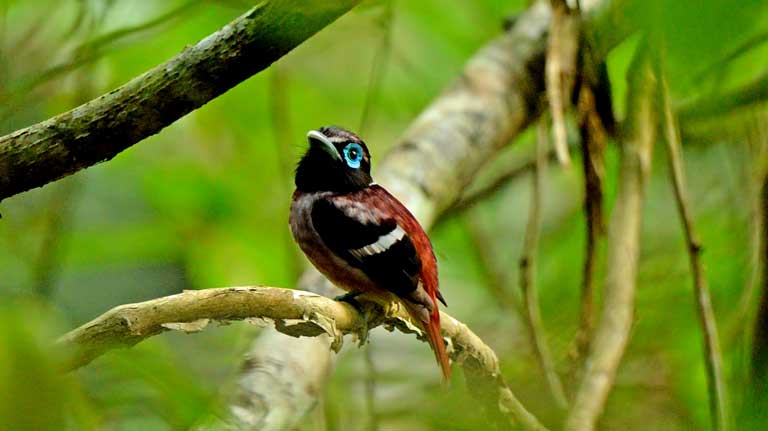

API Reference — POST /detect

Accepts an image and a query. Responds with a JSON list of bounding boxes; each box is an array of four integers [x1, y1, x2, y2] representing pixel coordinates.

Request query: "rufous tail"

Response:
[[425, 307, 451, 381]]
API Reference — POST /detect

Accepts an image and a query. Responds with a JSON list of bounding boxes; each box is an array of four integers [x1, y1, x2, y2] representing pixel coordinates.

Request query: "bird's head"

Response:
[[295, 126, 373, 193]]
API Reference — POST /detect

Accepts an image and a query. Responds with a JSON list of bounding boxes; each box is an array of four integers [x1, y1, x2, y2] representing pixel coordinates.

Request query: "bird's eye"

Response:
[[343, 143, 364, 169]]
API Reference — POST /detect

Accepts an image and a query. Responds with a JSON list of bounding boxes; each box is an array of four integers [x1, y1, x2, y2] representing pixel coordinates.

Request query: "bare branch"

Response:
[[545, 0, 580, 165], [658, 59, 730, 431], [0, 0, 361, 201], [57, 285, 547, 430], [565, 43, 656, 431], [519, 120, 568, 408]]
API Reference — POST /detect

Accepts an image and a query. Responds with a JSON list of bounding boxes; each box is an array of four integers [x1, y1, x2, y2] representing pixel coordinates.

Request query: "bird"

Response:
[[289, 126, 451, 380]]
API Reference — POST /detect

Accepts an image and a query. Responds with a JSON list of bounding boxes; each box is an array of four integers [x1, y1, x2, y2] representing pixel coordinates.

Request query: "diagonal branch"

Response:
[[0, 0, 361, 201], [658, 60, 729, 431], [56, 285, 548, 430], [564, 43, 656, 431]]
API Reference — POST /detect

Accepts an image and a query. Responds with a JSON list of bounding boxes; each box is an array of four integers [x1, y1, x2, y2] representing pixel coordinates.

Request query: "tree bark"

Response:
[[0, 0, 360, 201], [57, 285, 547, 430]]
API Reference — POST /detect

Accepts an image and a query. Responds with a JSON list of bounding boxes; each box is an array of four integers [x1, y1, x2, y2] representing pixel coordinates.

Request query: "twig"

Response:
[[565, 43, 656, 431], [658, 60, 729, 431], [545, 0, 580, 166], [0, 0, 362, 201], [57, 285, 548, 430], [519, 120, 568, 408]]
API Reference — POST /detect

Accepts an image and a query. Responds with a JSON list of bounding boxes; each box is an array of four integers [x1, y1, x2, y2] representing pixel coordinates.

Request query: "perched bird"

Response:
[[289, 126, 451, 380]]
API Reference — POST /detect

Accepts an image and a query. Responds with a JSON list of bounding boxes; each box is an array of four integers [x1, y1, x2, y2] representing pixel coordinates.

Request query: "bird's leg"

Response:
[[334, 290, 363, 306], [334, 291, 375, 346]]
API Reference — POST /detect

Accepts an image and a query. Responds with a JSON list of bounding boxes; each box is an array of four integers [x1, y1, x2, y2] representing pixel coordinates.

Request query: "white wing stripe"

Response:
[[350, 226, 405, 259]]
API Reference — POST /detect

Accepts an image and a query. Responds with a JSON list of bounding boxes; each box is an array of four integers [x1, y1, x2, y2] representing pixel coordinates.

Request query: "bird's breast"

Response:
[[289, 191, 384, 296]]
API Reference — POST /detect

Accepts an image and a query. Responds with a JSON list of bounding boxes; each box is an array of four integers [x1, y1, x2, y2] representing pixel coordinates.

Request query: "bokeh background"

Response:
[[2, 0, 768, 429]]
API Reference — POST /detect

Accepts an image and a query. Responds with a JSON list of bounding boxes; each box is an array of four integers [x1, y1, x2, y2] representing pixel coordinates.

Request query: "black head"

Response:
[[295, 126, 373, 193]]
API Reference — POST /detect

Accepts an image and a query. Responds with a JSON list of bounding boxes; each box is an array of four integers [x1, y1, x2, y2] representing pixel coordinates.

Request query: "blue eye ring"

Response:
[[343, 142, 364, 169]]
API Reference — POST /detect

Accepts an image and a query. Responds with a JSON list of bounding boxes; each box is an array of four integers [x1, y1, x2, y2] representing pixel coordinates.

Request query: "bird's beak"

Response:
[[307, 130, 341, 161]]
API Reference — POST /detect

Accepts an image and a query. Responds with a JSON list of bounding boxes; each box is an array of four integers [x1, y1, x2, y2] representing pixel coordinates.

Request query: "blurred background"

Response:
[[1, 0, 768, 430]]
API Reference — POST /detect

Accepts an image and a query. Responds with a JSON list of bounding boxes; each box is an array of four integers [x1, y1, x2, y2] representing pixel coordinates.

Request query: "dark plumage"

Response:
[[289, 126, 451, 380]]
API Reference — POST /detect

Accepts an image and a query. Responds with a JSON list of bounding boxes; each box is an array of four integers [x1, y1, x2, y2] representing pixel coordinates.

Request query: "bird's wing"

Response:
[[311, 195, 422, 298]]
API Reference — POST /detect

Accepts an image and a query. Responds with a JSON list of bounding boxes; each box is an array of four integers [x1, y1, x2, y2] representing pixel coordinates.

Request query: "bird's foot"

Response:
[[334, 291, 374, 346], [334, 290, 363, 307]]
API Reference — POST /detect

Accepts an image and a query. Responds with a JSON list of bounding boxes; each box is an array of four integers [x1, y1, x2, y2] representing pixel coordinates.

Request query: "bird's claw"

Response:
[[334, 291, 363, 307], [333, 291, 371, 346]]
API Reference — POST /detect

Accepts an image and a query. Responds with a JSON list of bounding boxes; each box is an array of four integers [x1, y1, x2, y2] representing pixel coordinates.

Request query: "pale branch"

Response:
[[658, 63, 729, 431], [56, 285, 547, 430], [0, 0, 360, 201], [545, 0, 579, 166], [519, 120, 568, 408], [564, 44, 656, 431]]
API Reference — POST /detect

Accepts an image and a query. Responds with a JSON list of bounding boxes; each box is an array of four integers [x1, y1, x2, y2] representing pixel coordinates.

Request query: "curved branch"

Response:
[[56, 286, 548, 430], [564, 43, 656, 431], [0, 0, 360, 201]]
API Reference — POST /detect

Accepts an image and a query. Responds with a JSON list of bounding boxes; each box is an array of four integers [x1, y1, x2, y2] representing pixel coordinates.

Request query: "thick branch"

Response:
[[0, 0, 360, 200], [56, 286, 547, 430], [565, 45, 656, 431]]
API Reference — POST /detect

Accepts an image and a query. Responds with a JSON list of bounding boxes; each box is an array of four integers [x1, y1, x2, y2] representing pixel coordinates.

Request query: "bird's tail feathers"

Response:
[[404, 300, 451, 381]]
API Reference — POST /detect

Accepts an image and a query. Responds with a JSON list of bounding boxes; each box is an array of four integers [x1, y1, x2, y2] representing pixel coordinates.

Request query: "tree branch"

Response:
[[56, 285, 547, 430], [565, 43, 656, 431], [658, 59, 730, 431], [519, 120, 568, 408], [0, 0, 360, 201], [545, 0, 580, 166]]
